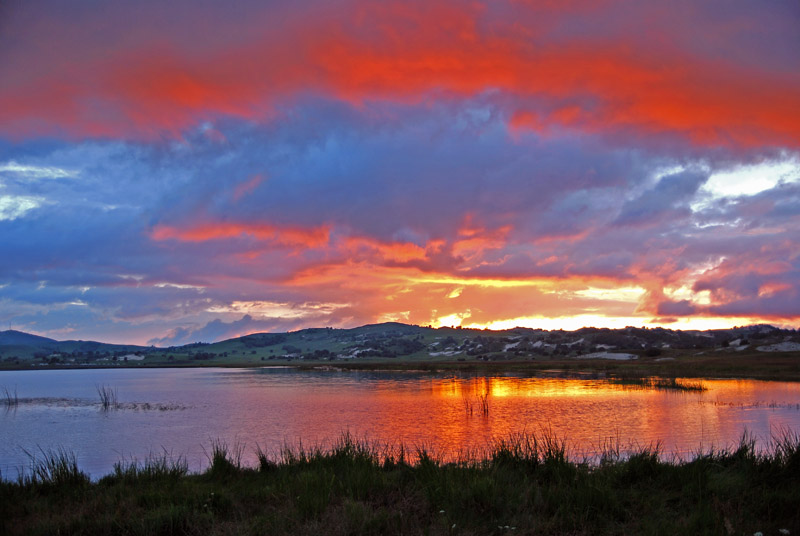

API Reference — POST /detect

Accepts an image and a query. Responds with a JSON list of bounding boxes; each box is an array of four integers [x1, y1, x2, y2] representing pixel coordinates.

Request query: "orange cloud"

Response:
[[342, 237, 429, 263], [283, 258, 694, 330], [150, 216, 516, 271], [232, 174, 265, 201], [452, 221, 511, 261], [145, 214, 800, 328]]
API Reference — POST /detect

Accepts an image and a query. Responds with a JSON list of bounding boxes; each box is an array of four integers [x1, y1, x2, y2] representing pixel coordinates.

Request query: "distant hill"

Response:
[[1, 322, 797, 368], [0, 330, 57, 346], [0, 330, 148, 363]]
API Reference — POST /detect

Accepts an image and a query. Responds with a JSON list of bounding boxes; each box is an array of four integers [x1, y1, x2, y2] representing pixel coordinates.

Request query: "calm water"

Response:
[[2, 367, 800, 478]]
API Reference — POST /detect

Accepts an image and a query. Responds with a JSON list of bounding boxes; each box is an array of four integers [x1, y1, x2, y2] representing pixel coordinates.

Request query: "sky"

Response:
[[1, 0, 799, 345]]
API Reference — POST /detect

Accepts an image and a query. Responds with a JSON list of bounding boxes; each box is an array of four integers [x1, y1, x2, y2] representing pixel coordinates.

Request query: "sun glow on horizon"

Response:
[[459, 314, 766, 332], [432, 377, 631, 400]]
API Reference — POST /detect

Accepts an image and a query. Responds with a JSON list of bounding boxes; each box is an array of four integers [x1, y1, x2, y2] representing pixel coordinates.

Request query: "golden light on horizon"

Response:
[[461, 314, 765, 332], [431, 377, 636, 400]]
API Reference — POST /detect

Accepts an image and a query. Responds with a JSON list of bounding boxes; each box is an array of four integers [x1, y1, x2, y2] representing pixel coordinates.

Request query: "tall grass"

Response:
[[461, 392, 473, 416], [3, 430, 799, 536], [273, 433, 404, 468], [462, 390, 490, 416], [96, 384, 118, 410], [204, 439, 246, 478], [609, 376, 707, 392], [19, 446, 90, 487], [105, 452, 189, 484], [477, 391, 490, 415]]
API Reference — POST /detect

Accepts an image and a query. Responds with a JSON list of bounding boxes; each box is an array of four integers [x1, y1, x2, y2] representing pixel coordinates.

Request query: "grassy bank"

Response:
[[2, 433, 799, 536], [3, 348, 800, 383], [302, 351, 800, 382]]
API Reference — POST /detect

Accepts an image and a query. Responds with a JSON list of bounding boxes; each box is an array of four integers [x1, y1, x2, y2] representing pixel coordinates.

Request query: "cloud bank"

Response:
[[0, 0, 798, 343]]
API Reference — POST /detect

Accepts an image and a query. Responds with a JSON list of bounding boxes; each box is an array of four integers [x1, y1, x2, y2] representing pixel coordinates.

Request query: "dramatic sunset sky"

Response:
[[1, 0, 799, 345]]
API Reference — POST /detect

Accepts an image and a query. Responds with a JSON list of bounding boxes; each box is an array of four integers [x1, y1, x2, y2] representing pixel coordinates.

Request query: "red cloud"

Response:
[[149, 216, 519, 279], [232, 175, 265, 202], [1, 0, 798, 147], [342, 237, 430, 263], [452, 223, 512, 261], [151, 222, 331, 249]]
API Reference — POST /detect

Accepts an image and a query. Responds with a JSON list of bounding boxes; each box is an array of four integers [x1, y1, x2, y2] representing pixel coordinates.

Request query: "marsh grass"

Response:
[[461, 392, 473, 416], [477, 391, 490, 415], [96, 384, 119, 410], [18, 446, 90, 488], [2, 430, 799, 536], [461, 391, 490, 416], [2, 385, 18, 407], [105, 452, 189, 484], [204, 439, 246, 478]]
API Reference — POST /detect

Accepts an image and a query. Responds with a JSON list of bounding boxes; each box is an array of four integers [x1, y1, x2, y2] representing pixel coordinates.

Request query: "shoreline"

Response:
[[2, 351, 800, 382]]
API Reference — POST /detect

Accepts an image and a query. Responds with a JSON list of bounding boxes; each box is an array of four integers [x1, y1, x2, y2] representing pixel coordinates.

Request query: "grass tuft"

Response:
[[95, 384, 119, 410], [609, 376, 707, 391], [255, 443, 278, 472], [770, 428, 800, 470], [477, 391, 490, 415], [2, 385, 18, 407], [19, 446, 90, 488], [204, 439, 245, 479], [104, 451, 189, 484]]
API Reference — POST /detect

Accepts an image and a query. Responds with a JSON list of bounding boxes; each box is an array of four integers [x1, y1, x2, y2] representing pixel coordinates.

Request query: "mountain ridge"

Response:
[[0, 321, 791, 349]]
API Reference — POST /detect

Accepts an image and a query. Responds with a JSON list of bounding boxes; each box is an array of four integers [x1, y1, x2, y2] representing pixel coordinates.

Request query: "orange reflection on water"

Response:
[[5, 369, 800, 476], [432, 376, 625, 399], [359, 374, 800, 461]]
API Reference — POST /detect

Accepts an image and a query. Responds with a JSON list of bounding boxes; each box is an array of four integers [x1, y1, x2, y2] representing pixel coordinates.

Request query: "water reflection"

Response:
[[1, 368, 800, 478]]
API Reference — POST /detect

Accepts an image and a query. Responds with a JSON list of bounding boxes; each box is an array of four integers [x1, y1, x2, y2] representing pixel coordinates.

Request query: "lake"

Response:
[[2, 367, 800, 479]]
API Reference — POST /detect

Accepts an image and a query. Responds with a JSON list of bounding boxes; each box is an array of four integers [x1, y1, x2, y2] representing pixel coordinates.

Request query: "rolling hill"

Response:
[[1, 322, 798, 371], [0, 330, 57, 346]]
